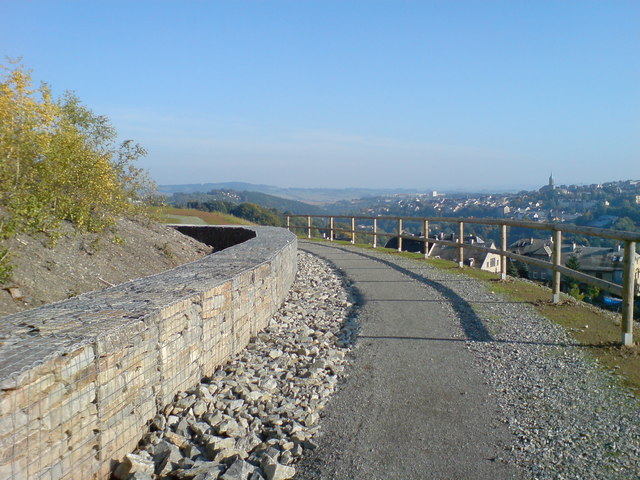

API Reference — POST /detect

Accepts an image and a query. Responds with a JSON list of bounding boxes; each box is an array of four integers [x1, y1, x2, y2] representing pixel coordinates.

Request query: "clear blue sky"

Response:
[[2, 0, 638, 191]]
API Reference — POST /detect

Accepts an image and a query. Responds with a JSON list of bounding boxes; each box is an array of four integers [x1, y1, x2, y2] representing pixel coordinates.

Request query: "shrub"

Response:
[[568, 284, 585, 301], [0, 246, 12, 284], [229, 203, 282, 226]]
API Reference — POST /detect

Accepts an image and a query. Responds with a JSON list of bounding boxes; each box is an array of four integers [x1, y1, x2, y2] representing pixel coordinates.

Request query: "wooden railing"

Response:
[[286, 214, 640, 346]]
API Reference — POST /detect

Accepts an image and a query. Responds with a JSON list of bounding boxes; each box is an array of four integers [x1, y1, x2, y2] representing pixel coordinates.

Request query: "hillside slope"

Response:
[[158, 182, 436, 203], [153, 206, 254, 225], [169, 189, 325, 215], [0, 218, 212, 316]]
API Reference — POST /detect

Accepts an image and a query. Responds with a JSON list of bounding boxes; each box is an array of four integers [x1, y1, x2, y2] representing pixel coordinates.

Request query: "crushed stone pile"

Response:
[[114, 251, 360, 480]]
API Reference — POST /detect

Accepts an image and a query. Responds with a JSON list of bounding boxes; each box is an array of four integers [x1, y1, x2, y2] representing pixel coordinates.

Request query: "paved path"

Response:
[[297, 241, 524, 480]]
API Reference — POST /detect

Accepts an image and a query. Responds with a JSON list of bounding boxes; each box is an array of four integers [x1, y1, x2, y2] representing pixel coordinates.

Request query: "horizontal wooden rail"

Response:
[[288, 214, 638, 346], [289, 214, 640, 242]]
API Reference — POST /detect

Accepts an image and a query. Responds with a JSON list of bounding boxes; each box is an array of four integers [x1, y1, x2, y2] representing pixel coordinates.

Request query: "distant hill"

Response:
[[167, 189, 325, 215], [204, 190, 326, 215], [158, 182, 432, 204], [160, 182, 274, 195]]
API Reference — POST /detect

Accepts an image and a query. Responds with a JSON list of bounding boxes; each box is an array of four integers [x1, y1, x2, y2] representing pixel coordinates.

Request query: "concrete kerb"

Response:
[[0, 225, 297, 480]]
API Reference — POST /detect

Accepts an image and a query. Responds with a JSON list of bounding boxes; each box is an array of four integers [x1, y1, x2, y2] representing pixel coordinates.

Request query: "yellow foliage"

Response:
[[0, 60, 154, 238]]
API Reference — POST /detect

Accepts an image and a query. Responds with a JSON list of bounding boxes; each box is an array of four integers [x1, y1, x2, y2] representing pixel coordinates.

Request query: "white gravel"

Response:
[[115, 251, 359, 480]]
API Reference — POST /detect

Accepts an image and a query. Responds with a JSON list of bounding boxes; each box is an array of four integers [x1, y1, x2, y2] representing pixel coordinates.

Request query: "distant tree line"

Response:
[[182, 200, 283, 227], [168, 189, 324, 215]]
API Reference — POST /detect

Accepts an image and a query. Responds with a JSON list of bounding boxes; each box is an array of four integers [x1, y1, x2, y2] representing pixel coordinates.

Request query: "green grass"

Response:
[[303, 235, 640, 397], [151, 207, 254, 226], [0, 246, 12, 284], [161, 214, 208, 225]]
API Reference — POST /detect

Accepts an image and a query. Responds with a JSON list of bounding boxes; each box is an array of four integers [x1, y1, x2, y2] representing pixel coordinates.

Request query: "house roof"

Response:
[[508, 238, 553, 258], [429, 242, 497, 265], [509, 237, 631, 273], [562, 246, 625, 272]]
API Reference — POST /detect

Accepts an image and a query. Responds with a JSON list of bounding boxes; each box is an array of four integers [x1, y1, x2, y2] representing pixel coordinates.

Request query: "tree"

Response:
[[0, 60, 153, 236], [566, 254, 581, 271], [564, 254, 581, 295], [516, 261, 530, 279], [614, 217, 638, 233], [506, 259, 519, 278], [585, 285, 600, 303], [230, 203, 282, 226]]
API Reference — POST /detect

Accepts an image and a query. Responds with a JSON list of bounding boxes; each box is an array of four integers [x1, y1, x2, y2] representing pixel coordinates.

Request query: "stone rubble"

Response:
[[115, 251, 359, 480]]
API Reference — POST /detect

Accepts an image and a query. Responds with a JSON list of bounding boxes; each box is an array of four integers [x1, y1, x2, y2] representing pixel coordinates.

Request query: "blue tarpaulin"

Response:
[[603, 296, 623, 306]]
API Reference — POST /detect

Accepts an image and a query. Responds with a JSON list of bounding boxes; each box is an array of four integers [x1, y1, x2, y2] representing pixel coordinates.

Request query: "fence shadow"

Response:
[[300, 243, 494, 343]]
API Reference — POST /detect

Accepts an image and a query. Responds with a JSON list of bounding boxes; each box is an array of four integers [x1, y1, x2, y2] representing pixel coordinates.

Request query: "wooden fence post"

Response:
[[329, 217, 334, 241], [373, 218, 377, 248], [351, 218, 355, 244], [552, 230, 562, 303], [622, 241, 636, 346], [458, 221, 464, 268], [307, 216, 311, 239], [423, 219, 429, 258], [500, 223, 507, 280], [398, 218, 403, 252]]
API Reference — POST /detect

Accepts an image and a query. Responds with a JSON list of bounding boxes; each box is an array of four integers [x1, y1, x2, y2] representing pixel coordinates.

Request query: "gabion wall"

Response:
[[0, 226, 297, 480]]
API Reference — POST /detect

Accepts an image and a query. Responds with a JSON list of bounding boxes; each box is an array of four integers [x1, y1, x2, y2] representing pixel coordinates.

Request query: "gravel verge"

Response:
[[357, 248, 640, 480], [116, 244, 640, 480], [114, 251, 359, 480]]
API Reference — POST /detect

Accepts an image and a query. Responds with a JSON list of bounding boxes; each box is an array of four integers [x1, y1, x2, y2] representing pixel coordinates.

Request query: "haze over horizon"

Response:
[[2, 1, 638, 191], [157, 177, 639, 195]]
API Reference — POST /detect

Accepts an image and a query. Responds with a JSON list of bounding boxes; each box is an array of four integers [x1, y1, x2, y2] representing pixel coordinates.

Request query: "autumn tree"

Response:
[[0, 61, 154, 283], [0, 60, 153, 236]]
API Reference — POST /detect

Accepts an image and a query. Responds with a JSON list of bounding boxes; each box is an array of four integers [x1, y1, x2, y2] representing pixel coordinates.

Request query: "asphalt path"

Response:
[[296, 241, 524, 480]]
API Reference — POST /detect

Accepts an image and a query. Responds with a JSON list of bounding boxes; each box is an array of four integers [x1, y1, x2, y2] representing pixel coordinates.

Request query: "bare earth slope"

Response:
[[0, 217, 212, 316]]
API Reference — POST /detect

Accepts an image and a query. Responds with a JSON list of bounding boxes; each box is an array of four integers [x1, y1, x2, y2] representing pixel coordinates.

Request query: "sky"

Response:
[[1, 0, 639, 192]]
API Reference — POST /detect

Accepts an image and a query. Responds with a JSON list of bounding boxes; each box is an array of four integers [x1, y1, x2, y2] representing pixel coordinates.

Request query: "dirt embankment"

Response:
[[0, 217, 213, 317]]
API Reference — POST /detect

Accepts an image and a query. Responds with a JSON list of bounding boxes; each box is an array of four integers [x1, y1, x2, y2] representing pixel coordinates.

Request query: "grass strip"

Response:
[[151, 207, 254, 226]]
